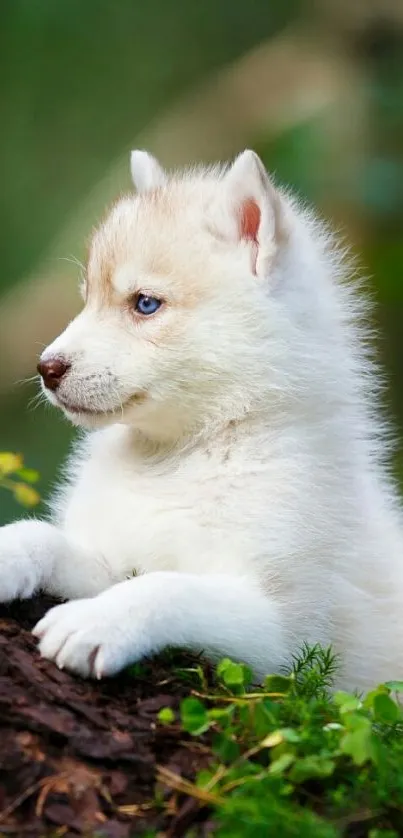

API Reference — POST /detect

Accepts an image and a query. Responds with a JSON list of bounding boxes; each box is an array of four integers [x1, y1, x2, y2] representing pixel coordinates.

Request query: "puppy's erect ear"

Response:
[[130, 150, 167, 192], [218, 150, 285, 278]]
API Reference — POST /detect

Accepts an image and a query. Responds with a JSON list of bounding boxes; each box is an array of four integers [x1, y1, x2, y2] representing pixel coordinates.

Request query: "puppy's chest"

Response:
[[63, 441, 256, 576]]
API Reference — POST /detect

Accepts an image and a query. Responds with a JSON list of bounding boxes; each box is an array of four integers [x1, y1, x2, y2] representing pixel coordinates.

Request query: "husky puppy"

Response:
[[1, 150, 402, 691]]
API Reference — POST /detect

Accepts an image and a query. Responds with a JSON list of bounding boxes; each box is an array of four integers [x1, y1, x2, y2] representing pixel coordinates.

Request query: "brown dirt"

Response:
[[0, 596, 215, 838]]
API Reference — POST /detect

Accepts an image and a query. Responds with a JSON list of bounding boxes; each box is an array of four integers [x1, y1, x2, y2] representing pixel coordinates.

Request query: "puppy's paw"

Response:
[[0, 522, 45, 602], [33, 595, 145, 678]]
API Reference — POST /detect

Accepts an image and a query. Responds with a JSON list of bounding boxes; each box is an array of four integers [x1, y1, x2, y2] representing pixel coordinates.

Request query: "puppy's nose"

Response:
[[37, 357, 71, 391]]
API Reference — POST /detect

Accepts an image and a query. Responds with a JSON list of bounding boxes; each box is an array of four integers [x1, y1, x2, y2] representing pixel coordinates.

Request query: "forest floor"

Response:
[[0, 596, 214, 838], [2, 598, 403, 838]]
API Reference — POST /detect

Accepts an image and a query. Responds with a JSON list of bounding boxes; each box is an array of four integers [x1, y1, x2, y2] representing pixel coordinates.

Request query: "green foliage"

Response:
[[159, 645, 403, 837], [181, 697, 210, 735], [0, 452, 40, 508], [216, 659, 253, 692], [157, 706, 176, 726]]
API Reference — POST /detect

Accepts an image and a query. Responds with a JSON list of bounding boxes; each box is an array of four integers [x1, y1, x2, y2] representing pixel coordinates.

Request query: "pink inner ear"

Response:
[[240, 199, 260, 242]]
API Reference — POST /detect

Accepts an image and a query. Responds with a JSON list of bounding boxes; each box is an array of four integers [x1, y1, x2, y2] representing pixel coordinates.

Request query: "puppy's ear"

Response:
[[217, 150, 286, 278], [130, 150, 167, 192]]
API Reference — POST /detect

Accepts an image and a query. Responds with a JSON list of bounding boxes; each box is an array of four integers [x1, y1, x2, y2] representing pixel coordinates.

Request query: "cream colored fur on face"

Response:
[[1, 149, 403, 691]]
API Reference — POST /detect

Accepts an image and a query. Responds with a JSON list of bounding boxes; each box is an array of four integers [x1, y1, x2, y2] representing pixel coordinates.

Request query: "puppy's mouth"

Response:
[[55, 393, 145, 417]]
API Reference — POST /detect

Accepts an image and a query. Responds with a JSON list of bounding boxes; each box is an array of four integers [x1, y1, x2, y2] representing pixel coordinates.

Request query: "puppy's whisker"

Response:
[[59, 255, 86, 273], [27, 392, 48, 412], [15, 374, 40, 387]]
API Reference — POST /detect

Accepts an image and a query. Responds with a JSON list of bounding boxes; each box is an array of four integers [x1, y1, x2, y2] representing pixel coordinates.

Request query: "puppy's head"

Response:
[[37, 150, 287, 440]]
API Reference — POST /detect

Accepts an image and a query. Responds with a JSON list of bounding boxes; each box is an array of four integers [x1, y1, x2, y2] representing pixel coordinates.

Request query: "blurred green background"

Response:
[[1, 0, 403, 522]]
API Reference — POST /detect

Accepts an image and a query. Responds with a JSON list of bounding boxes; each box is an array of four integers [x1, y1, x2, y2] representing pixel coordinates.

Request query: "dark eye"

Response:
[[134, 294, 162, 316]]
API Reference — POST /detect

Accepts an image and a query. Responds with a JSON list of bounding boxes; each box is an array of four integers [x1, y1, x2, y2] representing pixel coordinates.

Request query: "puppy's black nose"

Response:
[[37, 357, 71, 391]]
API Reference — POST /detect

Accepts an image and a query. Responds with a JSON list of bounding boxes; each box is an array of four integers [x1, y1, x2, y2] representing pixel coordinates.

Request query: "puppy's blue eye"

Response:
[[135, 294, 162, 315]]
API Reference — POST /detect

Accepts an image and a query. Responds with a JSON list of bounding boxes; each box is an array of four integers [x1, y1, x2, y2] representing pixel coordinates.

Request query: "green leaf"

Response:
[[384, 680, 403, 693], [13, 483, 40, 508], [208, 705, 236, 722], [280, 728, 301, 744], [262, 727, 301, 747], [363, 685, 390, 711], [343, 711, 372, 733], [269, 753, 295, 775], [197, 769, 215, 789], [333, 691, 362, 713], [180, 697, 210, 735], [157, 707, 175, 725], [15, 467, 39, 483], [216, 659, 251, 689], [263, 674, 293, 694], [373, 693, 400, 724], [340, 718, 375, 766], [0, 452, 23, 475], [261, 730, 285, 748], [212, 731, 240, 762]]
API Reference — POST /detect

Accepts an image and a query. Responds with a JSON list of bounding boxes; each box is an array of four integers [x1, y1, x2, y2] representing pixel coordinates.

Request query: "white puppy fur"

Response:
[[1, 149, 403, 691]]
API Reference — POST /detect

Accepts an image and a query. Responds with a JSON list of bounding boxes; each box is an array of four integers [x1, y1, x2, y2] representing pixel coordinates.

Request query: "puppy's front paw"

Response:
[[33, 595, 144, 678], [0, 522, 44, 602]]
